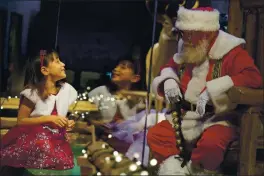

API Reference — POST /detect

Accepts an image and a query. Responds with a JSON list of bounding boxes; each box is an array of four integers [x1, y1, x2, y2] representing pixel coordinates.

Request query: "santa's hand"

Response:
[[164, 79, 182, 104], [196, 89, 210, 116]]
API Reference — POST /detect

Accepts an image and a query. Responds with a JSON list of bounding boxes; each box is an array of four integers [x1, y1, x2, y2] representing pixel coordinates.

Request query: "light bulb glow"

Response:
[[140, 171, 149, 176], [133, 153, 140, 159], [82, 149, 86, 154], [129, 164, 137, 171], [150, 159, 157, 166], [105, 157, 110, 162], [108, 134, 112, 138], [97, 172, 102, 176], [115, 156, 122, 162], [136, 161, 141, 166], [113, 151, 119, 156]]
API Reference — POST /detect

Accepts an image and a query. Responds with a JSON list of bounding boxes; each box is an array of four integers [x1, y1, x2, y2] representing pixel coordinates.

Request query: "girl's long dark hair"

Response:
[[24, 49, 65, 99]]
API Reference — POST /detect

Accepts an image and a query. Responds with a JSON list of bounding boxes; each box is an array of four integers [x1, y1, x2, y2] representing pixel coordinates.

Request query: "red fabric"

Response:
[[0, 102, 73, 170], [221, 46, 263, 88], [191, 125, 237, 170], [147, 120, 237, 170], [193, 7, 214, 11], [157, 45, 263, 98], [112, 110, 124, 123], [147, 120, 180, 163]]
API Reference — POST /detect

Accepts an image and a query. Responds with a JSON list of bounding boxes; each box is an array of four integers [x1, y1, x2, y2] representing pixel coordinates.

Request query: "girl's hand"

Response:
[[66, 120, 75, 131], [49, 115, 68, 128]]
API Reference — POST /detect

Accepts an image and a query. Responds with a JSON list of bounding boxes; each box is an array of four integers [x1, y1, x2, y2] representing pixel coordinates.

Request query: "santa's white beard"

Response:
[[181, 40, 209, 64]]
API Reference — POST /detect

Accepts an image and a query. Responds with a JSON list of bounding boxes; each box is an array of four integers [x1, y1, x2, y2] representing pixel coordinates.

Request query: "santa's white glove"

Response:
[[164, 79, 182, 104], [196, 89, 210, 116]]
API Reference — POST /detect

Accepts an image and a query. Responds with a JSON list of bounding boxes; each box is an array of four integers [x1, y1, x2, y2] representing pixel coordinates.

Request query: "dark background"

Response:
[[26, 1, 162, 90]]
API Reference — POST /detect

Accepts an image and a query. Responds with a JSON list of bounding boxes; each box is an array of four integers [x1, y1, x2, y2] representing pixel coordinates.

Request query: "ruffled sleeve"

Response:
[[20, 89, 39, 104], [66, 83, 78, 106]]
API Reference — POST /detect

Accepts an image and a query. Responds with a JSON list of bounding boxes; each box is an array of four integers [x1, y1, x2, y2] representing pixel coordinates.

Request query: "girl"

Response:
[[0, 50, 77, 174]]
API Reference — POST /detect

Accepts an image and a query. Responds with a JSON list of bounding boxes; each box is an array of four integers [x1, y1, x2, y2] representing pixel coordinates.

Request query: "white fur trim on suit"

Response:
[[172, 38, 184, 64], [206, 75, 237, 113], [173, 53, 184, 64], [176, 7, 220, 31], [152, 68, 180, 99], [208, 30, 246, 60], [158, 155, 187, 175], [185, 60, 209, 104], [181, 111, 204, 141], [165, 111, 203, 142]]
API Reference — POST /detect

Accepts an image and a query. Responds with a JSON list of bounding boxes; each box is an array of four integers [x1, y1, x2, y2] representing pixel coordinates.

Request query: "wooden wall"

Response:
[[228, 0, 264, 78]]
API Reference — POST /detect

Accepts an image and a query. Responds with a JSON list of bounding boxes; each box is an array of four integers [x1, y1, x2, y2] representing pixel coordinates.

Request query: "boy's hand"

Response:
[[66, 120, 75, 131]]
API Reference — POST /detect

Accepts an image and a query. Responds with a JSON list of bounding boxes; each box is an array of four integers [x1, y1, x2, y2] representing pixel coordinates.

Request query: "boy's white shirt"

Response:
[[88, 86, 139, 122], [20, 83, 78, 117]]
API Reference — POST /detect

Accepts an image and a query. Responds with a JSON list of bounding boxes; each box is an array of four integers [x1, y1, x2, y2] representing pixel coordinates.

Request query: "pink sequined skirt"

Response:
[[0, 125, 74, 170]]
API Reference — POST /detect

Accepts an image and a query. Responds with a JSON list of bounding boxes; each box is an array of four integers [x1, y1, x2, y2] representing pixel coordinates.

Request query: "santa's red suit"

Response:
[[147, 6, 263, 175]]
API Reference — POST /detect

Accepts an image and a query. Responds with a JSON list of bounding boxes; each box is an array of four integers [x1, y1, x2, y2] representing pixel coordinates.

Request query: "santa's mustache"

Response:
[[180, 40, 209, 64]]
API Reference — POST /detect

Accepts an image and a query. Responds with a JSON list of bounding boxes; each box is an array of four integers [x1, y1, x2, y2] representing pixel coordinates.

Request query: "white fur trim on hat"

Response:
[[152, 68, 180, 99], [176, 7, 220, 31], [206, 75, 237, 113]]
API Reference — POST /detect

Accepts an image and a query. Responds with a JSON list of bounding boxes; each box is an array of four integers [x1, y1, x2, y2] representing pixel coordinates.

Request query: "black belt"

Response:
[[181, 100, 214, 113], [166, 100, 214, 114]]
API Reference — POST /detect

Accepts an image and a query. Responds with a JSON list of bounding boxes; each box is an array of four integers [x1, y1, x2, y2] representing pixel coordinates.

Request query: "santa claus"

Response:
[[148, 6, 263, 175]]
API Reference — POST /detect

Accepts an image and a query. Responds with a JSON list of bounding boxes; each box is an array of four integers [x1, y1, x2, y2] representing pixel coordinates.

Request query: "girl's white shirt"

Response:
[[20, 83, 78, 117]]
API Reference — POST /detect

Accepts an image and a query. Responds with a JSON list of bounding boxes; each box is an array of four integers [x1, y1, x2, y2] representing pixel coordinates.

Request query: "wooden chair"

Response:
[[118, 89, 264, 175], [223, 87, 264, 175]]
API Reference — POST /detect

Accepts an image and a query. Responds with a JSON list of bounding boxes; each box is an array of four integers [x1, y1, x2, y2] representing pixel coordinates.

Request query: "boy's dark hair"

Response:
[[116, 56, 141, 75]]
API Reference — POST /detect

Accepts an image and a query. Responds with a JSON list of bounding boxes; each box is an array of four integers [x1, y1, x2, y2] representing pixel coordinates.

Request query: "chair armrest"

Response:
[[238, 106, 263, 175], [227, 87, 264, 106]]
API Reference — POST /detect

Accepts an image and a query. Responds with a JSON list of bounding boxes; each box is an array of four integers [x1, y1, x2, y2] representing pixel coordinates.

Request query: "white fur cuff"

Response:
[[158, 155, 186, 175], [152, 68, 179, 99], [206, 76, 234, 96], [206, 76, 237, 113], [182, 126, 203, 142]]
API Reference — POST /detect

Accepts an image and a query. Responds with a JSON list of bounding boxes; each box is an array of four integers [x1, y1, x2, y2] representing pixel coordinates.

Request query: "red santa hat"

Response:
[[175, 7, 220, 31]]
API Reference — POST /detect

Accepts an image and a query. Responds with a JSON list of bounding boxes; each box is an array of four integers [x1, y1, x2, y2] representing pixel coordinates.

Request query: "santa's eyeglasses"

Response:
[[177, 30, 215, 44]]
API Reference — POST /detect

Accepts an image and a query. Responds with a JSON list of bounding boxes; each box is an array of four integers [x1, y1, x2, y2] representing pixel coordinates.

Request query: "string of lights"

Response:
[[0, 86, 159, 175]]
